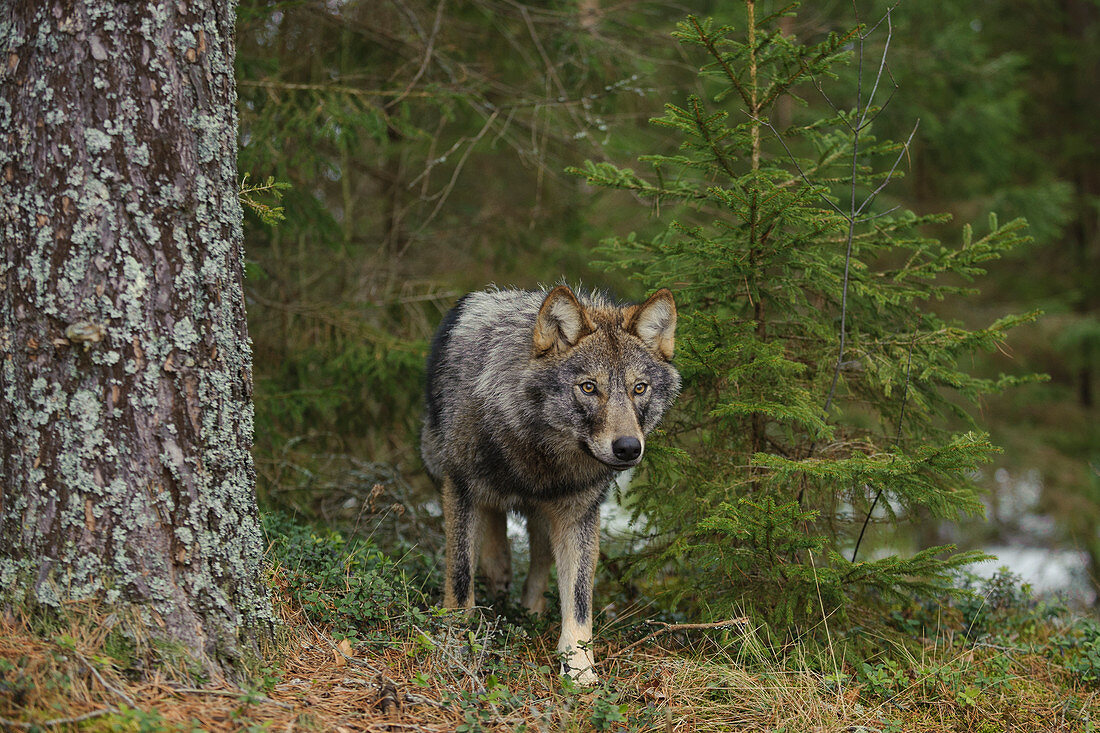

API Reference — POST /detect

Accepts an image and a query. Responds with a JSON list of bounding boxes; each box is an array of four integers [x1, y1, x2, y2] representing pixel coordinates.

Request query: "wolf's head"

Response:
[[530, 286, 681, 470]]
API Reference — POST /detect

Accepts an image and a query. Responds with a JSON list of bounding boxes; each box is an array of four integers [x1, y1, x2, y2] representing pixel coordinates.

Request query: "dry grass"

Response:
[[1, 575, 1098, 732], [0, 593, 894, 732], [0, 610, 885, 732]]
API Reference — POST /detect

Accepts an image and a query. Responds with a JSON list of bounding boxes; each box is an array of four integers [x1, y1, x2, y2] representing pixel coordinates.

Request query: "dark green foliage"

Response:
[[1051, 618, 1100, 685], [262, 512, 416, 641], [949, 568, 1045, 637], [845, 0, 1099, 598], [231, 0, 1100, 614], [587, 685, 630, 730], [574, 4, 1037, 637], [233, 0, 693, 509]]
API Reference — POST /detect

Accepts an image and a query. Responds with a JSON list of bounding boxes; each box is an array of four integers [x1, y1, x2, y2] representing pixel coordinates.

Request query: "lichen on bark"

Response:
[[0, 0, 273, 679]]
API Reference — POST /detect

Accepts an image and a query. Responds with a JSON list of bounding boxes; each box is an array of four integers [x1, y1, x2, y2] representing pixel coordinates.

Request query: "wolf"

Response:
[[421, 284, 680, 684]]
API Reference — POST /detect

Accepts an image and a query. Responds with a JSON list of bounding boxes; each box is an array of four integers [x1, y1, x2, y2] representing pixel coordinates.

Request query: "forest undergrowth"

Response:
[[2, 1, 1097, 730], [1, 513, 1097, 732]]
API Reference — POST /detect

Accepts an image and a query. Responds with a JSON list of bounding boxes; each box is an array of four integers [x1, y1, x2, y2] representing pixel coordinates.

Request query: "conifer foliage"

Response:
[[573, 3, 1037, 634]]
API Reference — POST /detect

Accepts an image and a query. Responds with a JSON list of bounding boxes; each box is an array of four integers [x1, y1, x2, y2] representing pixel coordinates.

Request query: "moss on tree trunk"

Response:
[[0, 0, 273, 678]]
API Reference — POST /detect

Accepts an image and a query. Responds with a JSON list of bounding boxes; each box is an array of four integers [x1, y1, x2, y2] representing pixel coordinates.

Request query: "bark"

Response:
[[0, 0, 272, 678]]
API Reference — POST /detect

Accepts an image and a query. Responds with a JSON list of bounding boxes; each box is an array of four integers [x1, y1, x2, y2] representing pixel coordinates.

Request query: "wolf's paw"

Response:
[[561, 661, 598, 686], [558, 636, 598, 685], [563, 647, 598, 686], [520, 590, 548, 615]]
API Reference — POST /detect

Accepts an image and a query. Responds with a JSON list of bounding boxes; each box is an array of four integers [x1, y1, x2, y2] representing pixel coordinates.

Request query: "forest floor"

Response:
[[1, 516, 1098, 732]]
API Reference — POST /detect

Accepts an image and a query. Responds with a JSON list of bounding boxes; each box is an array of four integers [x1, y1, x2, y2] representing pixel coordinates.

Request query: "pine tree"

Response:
[[0, 0, 272, 678], [572, 2, 1037, 636]]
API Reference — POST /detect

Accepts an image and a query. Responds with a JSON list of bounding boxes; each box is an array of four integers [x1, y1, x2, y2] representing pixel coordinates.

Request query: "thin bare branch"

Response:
[[238, 79, 438, 99], [857, 7, 894, 130], [853, 0, 865, 117], [412, 107, 501, 238], [854, 120, 920, 218], [170, 687, 294, 711], [73, 649, 136, 708], [810, 72, 851, 129], [862, 0, 904, 36], [823, 1, 912, 420], [605, 618, 750, 661], [387, 0, 448, 110], [860, 72, 899, 129], [856, 203, 903, 223]]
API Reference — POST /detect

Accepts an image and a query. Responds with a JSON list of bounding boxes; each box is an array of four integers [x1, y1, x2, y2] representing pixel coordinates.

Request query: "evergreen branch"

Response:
[[879, 216, 1031, 287], [754, 3, 798, 30], [687, 15, 753, 109], [238, 173, 291, 226], [839, 546, 994, 596], [690, 97, 740, 180], [711, 397, 829, 439], [749, 114, 848, 219], [567, 161, 707, 200], [758, 26, 861, 112]]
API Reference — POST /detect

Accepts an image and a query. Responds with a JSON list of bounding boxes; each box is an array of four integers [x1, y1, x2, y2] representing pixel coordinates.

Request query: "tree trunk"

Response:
[[0, 0, 272, 679]]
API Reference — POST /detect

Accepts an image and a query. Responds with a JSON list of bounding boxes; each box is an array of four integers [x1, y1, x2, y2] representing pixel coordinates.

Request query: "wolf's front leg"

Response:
[[442, 475, 480, 608], [548, 501, 601, 685]]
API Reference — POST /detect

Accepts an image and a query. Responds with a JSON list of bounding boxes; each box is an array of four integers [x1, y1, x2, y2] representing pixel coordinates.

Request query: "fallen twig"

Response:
[[170, 686, 294, 711], [73, 648, 136, 707], [0, 707, 119, 729]]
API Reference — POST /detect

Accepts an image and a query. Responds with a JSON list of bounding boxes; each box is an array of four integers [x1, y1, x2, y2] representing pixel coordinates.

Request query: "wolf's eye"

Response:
[[579, 381, 597, 395], [633, 383, 648, 395]]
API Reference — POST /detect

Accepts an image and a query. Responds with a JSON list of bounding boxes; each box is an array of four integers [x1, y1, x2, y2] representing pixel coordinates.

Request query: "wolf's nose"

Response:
[[612, 436, 642, 462]]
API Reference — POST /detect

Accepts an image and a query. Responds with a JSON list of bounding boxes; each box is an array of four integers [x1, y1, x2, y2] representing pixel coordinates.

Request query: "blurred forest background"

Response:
[[234, 0, 1099, 607]]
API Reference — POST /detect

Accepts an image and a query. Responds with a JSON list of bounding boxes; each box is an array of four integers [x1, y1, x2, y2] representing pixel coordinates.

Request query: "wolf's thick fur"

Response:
[[421, 285, 680, 684]]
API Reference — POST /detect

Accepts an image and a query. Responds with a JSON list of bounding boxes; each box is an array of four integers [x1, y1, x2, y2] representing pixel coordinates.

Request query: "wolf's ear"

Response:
[[628, 288, 677, 360], [533, 286, 594, 355]]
